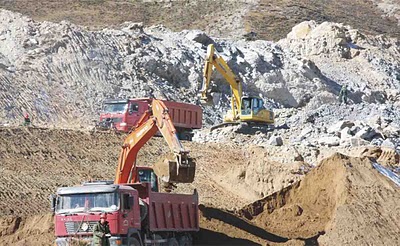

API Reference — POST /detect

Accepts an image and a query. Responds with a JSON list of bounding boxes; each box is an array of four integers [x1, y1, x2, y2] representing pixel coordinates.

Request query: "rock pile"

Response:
[[1, 10, 399, 169], [1, 10, 399, 134]]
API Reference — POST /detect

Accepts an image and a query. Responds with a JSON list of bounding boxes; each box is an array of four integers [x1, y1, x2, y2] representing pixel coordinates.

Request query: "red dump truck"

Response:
[[52, 168, 199, 246], [97, 98, 202, 140], [53, 99, 199, 246]]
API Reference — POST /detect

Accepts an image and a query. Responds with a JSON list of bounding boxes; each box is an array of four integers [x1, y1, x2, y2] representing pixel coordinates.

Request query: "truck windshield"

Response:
[[56, 192, 119, 214], [103, 103, 128, 113]]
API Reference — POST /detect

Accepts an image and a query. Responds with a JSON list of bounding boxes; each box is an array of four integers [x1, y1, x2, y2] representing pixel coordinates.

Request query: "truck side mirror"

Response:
[[50, 194, 56, 213]]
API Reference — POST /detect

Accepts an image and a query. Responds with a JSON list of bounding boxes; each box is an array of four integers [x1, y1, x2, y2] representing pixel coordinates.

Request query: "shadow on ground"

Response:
[[195, 205, 289, 245]]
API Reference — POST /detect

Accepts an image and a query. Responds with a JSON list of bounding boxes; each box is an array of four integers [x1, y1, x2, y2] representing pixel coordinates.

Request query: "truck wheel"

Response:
[[129, 237, 141, 246], [168, 238, 179, 246], [178, 235, 192, 246]]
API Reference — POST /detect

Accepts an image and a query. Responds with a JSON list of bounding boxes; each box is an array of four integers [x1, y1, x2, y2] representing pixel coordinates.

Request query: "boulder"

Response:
[[268, 136, 283, 146], [350, 137, 370, 147], [318, 136, 340, 146], [381, 138, 397, 149], [185, 30, 214, 46], [350, 125, 362, 135], [355, 127, 376, 141], [371, 137, 384, 146], [340, 127, 353, 140], [382, 125, 400, 138], [327, 120, 355, 134]]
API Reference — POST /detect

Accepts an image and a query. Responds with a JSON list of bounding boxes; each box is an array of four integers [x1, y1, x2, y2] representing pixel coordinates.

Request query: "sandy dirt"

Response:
[[239, 153, 400, 245], [0, 127, 399, 245]]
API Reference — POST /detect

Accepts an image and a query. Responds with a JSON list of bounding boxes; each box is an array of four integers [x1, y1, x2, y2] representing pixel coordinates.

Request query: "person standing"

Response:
[[92, 213, 111, 246], [339, 85, 348, 104], [23, 113, 31, 126]]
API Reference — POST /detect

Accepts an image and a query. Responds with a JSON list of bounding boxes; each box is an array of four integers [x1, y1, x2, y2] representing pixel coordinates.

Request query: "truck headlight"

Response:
[[120, 122, 127, 126], [110, 237, 122, 246]]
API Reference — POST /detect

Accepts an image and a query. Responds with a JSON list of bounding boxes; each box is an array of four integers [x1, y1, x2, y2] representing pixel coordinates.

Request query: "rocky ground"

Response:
[[0, 9, 399, 129], [0, 3, 399, 246]]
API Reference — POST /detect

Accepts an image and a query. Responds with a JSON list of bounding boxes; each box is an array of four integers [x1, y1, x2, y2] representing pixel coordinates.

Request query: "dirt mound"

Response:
[[0, 214, 53, 246], [0, 126, 251, 215], [239, 153, 400, 244]]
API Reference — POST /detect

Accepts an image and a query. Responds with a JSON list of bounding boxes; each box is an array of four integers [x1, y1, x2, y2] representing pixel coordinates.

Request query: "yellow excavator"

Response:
[[200, 44, 274, 130]]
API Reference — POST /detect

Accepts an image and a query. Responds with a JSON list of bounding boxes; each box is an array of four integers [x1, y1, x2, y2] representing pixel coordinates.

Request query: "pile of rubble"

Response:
[[0, 9, 399, 131], [194, 102, 400, 167]]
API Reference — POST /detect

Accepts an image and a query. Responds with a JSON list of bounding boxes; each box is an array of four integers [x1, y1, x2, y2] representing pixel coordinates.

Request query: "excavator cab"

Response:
[[239, 96, 274, 124], [137, 168, 159, 192], [222, 96, 274, 125]]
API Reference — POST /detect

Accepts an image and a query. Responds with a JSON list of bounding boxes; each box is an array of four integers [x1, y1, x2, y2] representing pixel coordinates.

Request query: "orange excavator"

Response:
[[53, 98, 198, 245], [114, 98, 196, 187]]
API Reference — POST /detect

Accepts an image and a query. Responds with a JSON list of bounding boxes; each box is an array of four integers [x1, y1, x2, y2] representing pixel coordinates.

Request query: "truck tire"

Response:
[[168, 238, 179, 246], [178, 235, 192, 246], [129, 237, 141, 246]]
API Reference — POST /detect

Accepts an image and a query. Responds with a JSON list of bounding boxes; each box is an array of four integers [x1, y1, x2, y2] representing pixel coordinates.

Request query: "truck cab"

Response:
[[98, 99, 148, 132], [54, 182, 141, 245], [53, 168, 198, 246]]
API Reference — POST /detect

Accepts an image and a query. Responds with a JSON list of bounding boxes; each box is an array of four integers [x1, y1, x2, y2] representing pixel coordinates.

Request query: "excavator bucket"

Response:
[[199, 93, 214, 106], [153, 153, 196, 184]]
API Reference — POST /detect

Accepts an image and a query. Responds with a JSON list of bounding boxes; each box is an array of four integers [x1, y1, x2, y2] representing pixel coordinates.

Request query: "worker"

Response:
[[23, 113, 31, 126], [338, 85, 348, 104], [93, 213, 111, 246]]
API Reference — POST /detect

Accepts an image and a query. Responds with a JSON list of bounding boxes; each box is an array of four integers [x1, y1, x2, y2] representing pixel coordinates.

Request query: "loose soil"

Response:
[[0, 127, 399, 245], [239, 153, 400, 245]]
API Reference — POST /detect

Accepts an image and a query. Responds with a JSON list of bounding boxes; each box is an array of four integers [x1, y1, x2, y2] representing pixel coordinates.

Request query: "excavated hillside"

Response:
[[0, 9, 399, 131]]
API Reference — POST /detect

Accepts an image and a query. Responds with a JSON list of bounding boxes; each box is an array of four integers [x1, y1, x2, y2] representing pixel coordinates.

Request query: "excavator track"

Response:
[[210, 122, 274, 134]]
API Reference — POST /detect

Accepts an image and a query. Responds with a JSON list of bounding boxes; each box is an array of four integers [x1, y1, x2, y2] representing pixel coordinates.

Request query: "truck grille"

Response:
[[65, 221, 97, 234]]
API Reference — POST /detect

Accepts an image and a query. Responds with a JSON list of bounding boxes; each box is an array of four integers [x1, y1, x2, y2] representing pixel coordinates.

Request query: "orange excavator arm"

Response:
[[114, 99, 195, 184]]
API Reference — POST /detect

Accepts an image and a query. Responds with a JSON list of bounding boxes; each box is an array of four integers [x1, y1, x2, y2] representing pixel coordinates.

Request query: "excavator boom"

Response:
[[201, 44, 242, 120], [114, 99, 195, 185]]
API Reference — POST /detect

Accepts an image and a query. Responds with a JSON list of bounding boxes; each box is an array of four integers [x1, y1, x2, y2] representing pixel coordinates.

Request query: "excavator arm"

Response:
[[114, 99, 195, 184], [200, 44, 243, 119]]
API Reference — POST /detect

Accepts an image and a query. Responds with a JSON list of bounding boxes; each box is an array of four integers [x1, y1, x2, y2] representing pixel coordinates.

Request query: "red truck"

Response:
[[97, 98, 202, 140], [53, 170, 198, 246], [53, 99, 199, 246]]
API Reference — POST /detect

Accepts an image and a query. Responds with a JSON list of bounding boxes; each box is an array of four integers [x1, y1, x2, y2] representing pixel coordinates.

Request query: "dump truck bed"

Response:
[[162, 100, 202, 130], [147, 190, 199, 232]]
